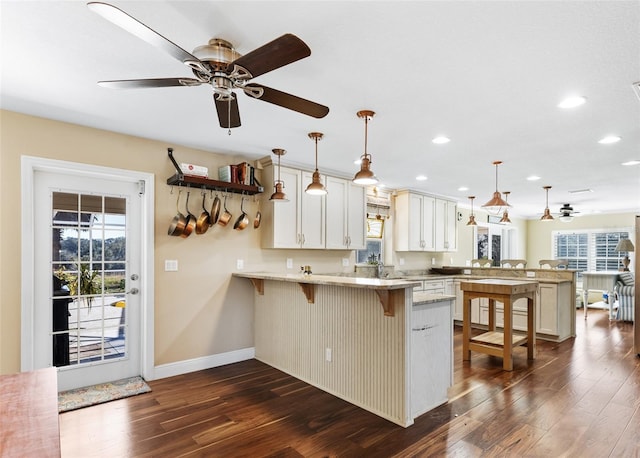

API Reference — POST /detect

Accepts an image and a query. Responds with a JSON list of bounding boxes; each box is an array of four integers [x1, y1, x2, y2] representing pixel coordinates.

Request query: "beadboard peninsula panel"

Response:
[[254, 280, 412, 426]]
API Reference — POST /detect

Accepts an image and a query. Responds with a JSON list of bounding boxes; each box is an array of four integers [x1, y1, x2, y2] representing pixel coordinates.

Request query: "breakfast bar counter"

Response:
[[234, 272, 452, 427]]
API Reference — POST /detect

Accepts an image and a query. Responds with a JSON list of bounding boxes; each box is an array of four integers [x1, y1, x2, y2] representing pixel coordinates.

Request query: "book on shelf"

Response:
[[218, 165, 232, 182]]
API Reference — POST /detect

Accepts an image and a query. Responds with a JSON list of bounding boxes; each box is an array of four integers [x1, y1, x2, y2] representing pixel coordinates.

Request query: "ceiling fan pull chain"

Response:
[[227, 98, 232, 136]]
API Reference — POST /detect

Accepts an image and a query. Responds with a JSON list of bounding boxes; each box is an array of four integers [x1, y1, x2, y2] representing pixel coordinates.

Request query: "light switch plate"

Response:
[[286, 258, 293, 269], [342, 258, 349, 267], [399, 258, 405, 266], [164, 260, 178, 271]]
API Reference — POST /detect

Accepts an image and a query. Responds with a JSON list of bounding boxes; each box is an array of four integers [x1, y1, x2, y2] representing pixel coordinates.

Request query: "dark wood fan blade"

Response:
[[214, 94, 241, 128], [88, 2, 201, 65], [244, 84, 329, 119], [229, 34, 310, 79], [98, 78, 202, 89]]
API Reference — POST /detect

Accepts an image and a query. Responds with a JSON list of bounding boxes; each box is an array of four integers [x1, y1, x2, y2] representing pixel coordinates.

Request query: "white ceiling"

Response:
[[2, 1, 639, 218]]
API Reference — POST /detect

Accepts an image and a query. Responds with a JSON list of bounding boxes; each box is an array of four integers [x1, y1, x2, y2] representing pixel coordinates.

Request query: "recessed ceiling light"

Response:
[[458, 186, 469, 191], [527, 175, 541, 181], [432, 136, 450, 144], [622, 160, 640, 166], [416, 175, 428, 181], [557, 96, 587, 108], [598, 135, 621, 144]]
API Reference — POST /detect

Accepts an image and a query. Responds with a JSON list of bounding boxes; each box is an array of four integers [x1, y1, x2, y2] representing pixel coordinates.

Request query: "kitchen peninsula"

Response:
[[234, 272, 455, 427]]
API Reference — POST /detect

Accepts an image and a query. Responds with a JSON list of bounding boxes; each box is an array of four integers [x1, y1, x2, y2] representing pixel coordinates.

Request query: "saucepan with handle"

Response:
[[234, 196, 249, 230], [181, 191, 197, 238], [195, 190, 211, 235], [217, 193, 233, 227], [168, 190, 186, 236], [209, 192, 221, 225]]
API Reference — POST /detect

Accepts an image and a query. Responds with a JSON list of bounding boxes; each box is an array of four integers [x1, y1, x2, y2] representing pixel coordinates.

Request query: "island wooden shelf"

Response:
[[233, 272, 419, 317]]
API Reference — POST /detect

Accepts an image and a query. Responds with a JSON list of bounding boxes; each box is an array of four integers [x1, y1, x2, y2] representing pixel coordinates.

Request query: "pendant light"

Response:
[[482, 161, 510, 215], [540, 186, 554, 221], [353, 110, 378, 185], [499, 191, 512, 225], [269, 148, 289, 202], [305, 132, 327, 195], [467, 196, 477, 226]]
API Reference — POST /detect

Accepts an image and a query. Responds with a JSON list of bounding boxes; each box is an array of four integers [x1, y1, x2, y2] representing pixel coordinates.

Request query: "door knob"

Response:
[[126, 288, 139, 295]]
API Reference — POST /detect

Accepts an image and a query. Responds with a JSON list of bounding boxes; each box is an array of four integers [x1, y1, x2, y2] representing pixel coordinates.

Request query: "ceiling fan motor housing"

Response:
[[192, 38, 241, 71]]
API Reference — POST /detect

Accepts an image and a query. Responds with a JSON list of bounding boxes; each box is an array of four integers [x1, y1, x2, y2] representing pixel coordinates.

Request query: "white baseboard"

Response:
[[151, 347, 255, 381]]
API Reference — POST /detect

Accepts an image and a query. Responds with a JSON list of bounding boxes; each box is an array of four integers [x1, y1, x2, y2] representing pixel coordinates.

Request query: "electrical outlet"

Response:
[[432, 258, 436, 265], [164, 260, 178, 271], [526, 271, 536, 278], [464, 269, 471, 275], [342, 258, 349, 267], [325, 348, 332, 362], [286, 258, 293, 269], [399, 258, 405, 266], [236, 259, 244, 270], [466, 260, 471, 266]]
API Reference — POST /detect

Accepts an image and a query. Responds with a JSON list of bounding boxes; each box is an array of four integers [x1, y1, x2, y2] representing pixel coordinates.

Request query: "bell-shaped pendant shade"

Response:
[[499, 191, 512, 224], [270, 148, 289, 202], [353, 110, 379, 185], [482, 161, 510, 215], [305, 132, 327, 195], [467, 196, 478, 226], [540, 186, 554, 221]]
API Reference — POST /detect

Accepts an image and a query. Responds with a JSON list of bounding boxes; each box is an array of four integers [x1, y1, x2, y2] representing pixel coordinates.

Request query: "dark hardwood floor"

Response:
[[60, 309, 640, 457]]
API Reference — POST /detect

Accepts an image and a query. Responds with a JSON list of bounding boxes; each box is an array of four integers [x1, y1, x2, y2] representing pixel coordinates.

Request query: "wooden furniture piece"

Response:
[[0, 367, 60, 457], [461, 279, 537, 371], [500, 259, 527, 268], [539, 259, 568, 269], [581, 271, 620, 320]]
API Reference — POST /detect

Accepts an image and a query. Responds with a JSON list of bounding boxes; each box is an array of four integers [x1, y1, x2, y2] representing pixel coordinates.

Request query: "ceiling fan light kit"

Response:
[[558, 204, 577, 223], [270, 149, 289, 202], [353, 110, 379, 186], [540, 186, 554, 221], [305, 132, 327, 195], [482, 161, 510, 215], [88, 2, 329, 131]]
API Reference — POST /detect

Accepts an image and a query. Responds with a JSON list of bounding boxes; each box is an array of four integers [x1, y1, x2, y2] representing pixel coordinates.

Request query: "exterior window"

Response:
[[553, 229, 631, 276]]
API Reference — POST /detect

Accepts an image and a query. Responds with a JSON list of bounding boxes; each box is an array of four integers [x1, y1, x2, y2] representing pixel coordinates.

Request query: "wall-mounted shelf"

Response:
[[166, 148, 264, 195]]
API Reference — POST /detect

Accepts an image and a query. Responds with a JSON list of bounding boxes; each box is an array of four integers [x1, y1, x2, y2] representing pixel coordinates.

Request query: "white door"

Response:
[[33, 170, 142, 391]]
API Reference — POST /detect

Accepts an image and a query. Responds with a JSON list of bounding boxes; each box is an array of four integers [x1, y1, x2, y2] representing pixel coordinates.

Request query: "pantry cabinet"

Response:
[[325, 176, 366, 250], [395, 191, 457, 252], [261, 166, 324, 249]]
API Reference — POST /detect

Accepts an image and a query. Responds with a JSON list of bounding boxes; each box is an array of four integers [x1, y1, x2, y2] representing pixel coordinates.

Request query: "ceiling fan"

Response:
[[558, 203, 580, 222], [87, 2, 329, 129]]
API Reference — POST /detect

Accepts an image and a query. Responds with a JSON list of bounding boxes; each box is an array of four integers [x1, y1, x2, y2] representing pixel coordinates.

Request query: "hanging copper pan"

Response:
[[181, 191, 197, 238], [217, 194, 233, 226], [253, 198, 261, 229], [168, 191, 186, 236], [209, 192, 221, 225], [234, 197, 249, 230], [195, 191, 211, 234]]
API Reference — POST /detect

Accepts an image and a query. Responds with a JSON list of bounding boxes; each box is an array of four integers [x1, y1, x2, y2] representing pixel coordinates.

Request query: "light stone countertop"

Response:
[[412, 291, 456, 305], [233, 272, 421, 290]]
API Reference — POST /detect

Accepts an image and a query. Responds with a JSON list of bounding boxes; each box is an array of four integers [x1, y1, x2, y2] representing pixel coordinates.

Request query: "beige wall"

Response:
[[527, 213, 637, 265]]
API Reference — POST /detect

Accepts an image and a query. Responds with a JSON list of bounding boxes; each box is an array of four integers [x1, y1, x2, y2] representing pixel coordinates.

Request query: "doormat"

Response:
[[58, 376, 151, 413]]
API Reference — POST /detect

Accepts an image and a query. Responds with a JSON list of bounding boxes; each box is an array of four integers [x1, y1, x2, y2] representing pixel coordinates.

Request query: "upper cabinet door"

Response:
[[325, 176, 348, 249], [347, 183, 366, 250], [300, 171, 325, 249], [268, 166, 302, 249], [422, 195, 436, 251]]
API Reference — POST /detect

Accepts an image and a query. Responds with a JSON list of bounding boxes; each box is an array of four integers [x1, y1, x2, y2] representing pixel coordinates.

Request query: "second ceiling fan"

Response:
[[87, 2, 329, 129]]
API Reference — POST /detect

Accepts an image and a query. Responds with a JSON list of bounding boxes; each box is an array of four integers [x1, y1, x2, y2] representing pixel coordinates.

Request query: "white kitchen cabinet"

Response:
[[435, 199, 457, 252], [261, 165, 325, 249], [395, 191, 435, 251], [325, 176, 366, 250], [411, 300, 453, 418]]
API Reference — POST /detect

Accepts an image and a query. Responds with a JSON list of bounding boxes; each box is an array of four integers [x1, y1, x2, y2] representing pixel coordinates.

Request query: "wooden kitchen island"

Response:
[[460, 279, 538, 371], [234, 272, 454, 427]]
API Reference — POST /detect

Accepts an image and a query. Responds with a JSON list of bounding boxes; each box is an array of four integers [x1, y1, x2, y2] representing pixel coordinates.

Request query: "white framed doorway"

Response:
[[21, 156, 155, 391]]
